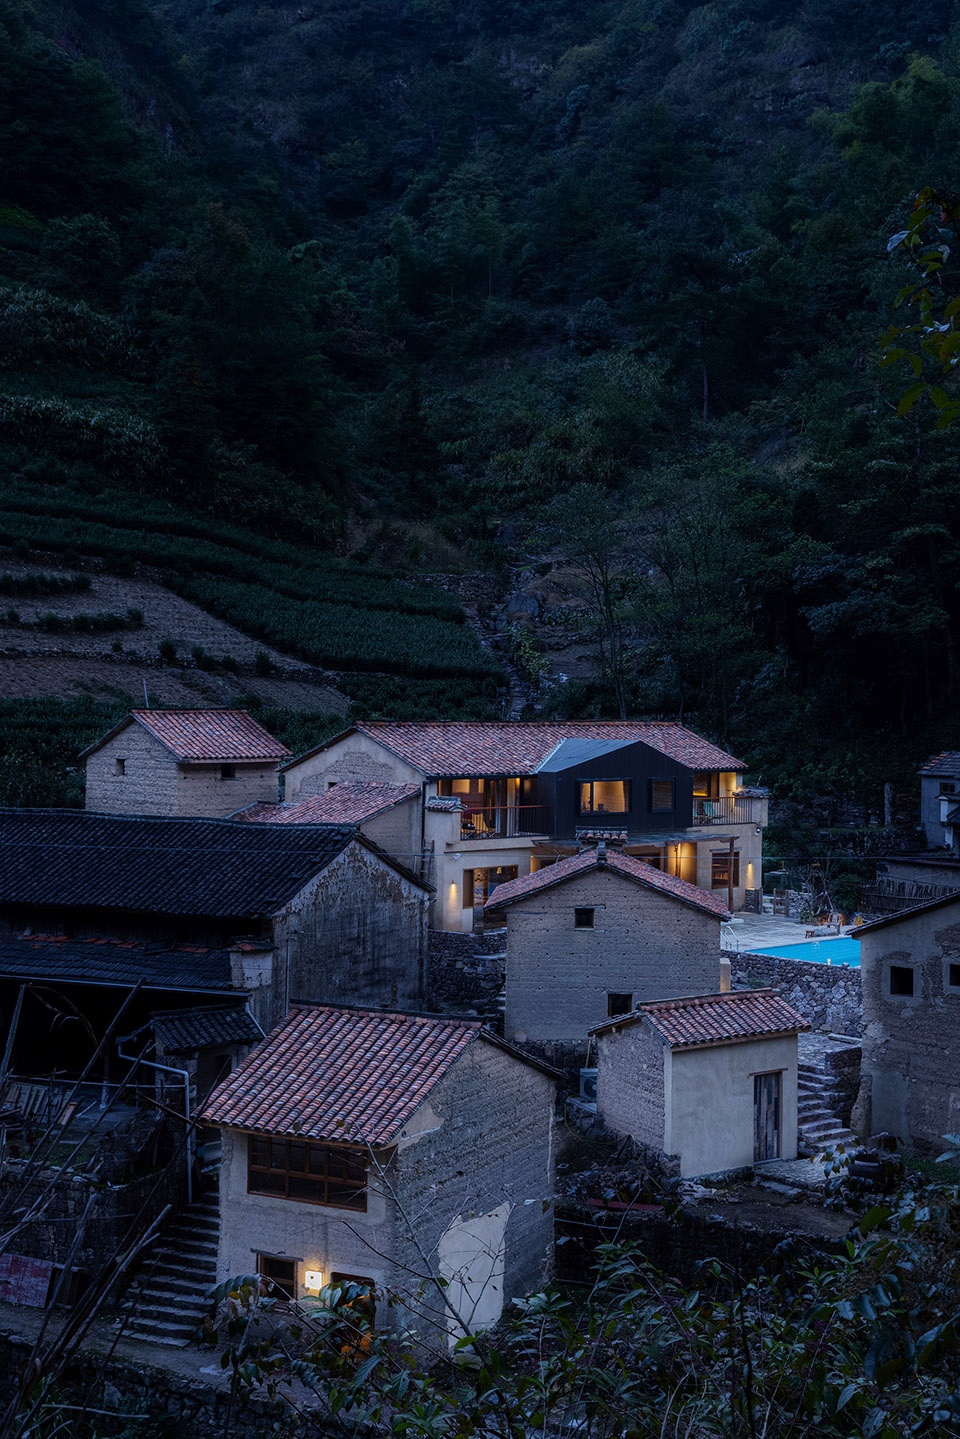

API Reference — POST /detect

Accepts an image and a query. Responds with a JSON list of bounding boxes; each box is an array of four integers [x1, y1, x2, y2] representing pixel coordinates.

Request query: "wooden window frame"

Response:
[[248, 1136, 368, 1211]]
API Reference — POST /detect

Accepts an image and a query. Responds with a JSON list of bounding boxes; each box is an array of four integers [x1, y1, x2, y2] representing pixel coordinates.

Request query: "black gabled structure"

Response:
[[0, 809, 431, 1079]]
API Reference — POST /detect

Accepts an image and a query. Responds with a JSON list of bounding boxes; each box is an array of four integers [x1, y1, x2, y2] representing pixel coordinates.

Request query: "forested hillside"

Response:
[[3, 0, 960, 806]]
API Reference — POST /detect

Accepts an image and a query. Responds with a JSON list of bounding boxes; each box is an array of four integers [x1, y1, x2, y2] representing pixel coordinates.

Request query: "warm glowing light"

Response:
[[303, 1268, 323, 1291]]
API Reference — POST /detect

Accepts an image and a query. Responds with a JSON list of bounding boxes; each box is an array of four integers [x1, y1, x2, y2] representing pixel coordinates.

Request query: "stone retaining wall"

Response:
[[727, 949, 862, 1036], [427, 930, 504, 1009], [555, 1201, 845, 1287]]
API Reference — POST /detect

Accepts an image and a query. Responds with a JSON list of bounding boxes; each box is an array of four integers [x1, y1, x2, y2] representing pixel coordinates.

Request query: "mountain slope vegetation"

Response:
[[3, 0, 960, 805]]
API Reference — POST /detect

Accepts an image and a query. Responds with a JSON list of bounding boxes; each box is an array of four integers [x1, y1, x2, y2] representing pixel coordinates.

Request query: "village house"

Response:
[[279, 722, 767, 931], [483, 845, 729, 1066], [235, 782, 424, 873], [202, 1004, 557, 1345], [81, 709, 291, 818], [918, 751, 960, 849], [592, 990, 808, 1177], [0, 809, 430, 1050], [853, 892, 960, 1151]]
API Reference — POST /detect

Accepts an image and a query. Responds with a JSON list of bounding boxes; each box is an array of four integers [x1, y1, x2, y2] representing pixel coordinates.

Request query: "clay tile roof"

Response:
[[201, 1005, 489, 1144], [591, 989, 808, 1046], [79, 710, 291, 764], [484, 848, 730, 919], [283, 722, 745, 777], [237, 782, 421, 826], [151, 1004, 263, 1053], [919, 751, 960, 777]]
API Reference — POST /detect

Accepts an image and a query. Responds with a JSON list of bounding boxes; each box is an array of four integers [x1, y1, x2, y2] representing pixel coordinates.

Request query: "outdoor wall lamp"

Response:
[[303, 1269, 324, 1291]]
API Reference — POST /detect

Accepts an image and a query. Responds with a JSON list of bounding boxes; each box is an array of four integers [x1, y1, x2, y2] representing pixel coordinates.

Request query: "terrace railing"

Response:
[[460, 805, 549, 840], [692, 795, 764, 826]]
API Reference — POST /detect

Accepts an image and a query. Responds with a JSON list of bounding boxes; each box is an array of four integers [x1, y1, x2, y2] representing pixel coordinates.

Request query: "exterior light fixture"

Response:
[[453, 852, 462, 859], [303, 1269, 324, 1291]]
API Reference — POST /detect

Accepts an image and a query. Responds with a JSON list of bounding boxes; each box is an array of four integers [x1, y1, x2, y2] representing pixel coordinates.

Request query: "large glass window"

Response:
[[249, 1137, 368, 1210], [579, 780, 629, 815]]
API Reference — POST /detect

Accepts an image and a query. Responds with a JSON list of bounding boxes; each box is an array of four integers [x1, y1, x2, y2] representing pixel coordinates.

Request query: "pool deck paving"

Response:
[[721, 909, 857, 954]]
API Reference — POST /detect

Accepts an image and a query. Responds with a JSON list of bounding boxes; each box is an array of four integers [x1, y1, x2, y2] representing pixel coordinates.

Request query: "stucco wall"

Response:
[[272, 844, 427, 1025], [85, 724, 280, 817], [216, 1127, 397, 1301], [595, 1022, 667, 1153], [214, 1038, 554, 1343], [502, 867, 721, 1050], [284, 734, 422, 801], [857, 908, 960, 1149], [362, 799, 421, 871], [669, 1035, 799, 1176]]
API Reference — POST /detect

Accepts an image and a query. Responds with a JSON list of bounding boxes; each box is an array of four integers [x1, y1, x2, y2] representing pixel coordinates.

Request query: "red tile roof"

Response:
[[919, 751, 960, 777], [592, 989, 808, 1047], [80, 710, 291, 764], [237, 782, 420, 826], [283, 722, 745, 777], [201, 1006, 551, 1144], [484, 848, 730, 919]]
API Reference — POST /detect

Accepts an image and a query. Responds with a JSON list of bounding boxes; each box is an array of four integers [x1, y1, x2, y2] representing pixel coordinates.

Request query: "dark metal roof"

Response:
[[0, 932, 234, 991], [0, 809, 359, 919], [535, 737, 638, 772], [151, 1005, 262, 1053]]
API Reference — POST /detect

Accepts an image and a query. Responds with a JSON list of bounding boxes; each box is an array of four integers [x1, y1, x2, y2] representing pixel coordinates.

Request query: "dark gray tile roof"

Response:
[[0, 932, 234, 991], [0, 810, 359, 919], [151, 1005, 262, 1053]]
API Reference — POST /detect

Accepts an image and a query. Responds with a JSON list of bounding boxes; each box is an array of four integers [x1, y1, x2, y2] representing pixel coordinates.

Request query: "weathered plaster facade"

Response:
[[596, 1026, 800, 1178], [855, 901, 960, 1150], [86, 724, 279, 818], [501, 868, 721, 1060], [270, 843, 427, 1026], [215, 1040, 555, 1344]]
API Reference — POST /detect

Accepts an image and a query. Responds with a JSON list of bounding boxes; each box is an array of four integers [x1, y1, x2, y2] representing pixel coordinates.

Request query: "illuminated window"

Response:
[[248, 1137, 367, 1210], [579, 780, 629, 814]]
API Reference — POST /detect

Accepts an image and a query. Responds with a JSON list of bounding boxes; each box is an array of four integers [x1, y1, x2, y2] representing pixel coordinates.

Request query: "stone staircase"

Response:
[[120, 1194, 219, 1347], [798, 1057, 859, 1157]]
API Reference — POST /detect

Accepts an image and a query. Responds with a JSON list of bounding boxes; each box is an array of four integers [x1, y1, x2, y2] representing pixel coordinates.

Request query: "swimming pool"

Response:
[[744, 936, 861, 968]]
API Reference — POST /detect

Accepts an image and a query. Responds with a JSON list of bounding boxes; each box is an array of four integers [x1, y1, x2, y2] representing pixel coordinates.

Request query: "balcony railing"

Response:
[[692, 795, 764, 826], [460, 805, 549, 841]]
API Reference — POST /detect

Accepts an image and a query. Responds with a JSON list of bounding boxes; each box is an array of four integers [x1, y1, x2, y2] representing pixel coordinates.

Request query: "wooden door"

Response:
[[754, 1071, 781, 1161]]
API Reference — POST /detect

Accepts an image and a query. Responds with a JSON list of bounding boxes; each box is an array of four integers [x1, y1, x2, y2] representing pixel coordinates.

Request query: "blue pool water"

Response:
[[745, 936, 861, 968]]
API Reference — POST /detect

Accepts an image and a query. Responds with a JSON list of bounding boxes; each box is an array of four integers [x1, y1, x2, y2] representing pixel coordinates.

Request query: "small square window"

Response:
[[890, 965, 914, 997], [607, 992, 633, 1017], [114, 758, 125, 776], [220, 764, 236, 780], [949, 963, 960, 990], [574, 907, 595, 929]]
